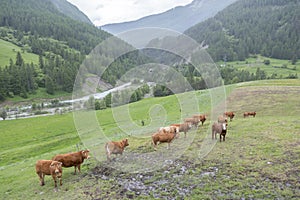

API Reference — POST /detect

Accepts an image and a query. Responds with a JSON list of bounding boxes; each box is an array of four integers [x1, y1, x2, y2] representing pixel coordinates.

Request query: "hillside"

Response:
[[185, 0, 300, 62], [0, 79, 299, 199], [0, 0, 112, 101], [50, 0, 92, 24], [101, 0, 238, 35]]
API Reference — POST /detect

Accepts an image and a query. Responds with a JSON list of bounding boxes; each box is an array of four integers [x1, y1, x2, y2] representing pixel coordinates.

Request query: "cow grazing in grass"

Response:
[[212, 122, 227, 142], [244, 111, 256, 118], [35, 160, 63, 188], [170, 123, 192, 138], [184, 117, 200, 127], [152, 128, 177, 150], [193, 114, 207, 126], [52, 150, 90, 174], [105, 138, 129, 161], [224, 111, 235, 121]]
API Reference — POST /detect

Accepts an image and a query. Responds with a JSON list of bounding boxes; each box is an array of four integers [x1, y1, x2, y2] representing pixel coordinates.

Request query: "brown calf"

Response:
[[212, 122, 227, 142], [52, 150, 90, 174], [192, 114, 207, 126], [35, 160, 63, 188], [152, 129, 177, 150], [170, 123, 191, 138], [105, 138, 129, 161], [244, 111, 256, 118], [184, 117, 200, 127], [224, 111, 235, 121]]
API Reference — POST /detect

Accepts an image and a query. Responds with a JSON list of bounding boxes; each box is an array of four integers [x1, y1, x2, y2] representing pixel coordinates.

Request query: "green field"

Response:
[[0, 39, 39, 67], [0, 79, 299, 199], [219, 55, 300, 78]]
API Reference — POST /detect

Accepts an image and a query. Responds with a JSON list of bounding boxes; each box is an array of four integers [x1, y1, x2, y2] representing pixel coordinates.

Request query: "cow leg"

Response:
[[107, 153, 111, 161], [184, 132, 187, 138], [220, 134, 222, 142], [77, 165, 81, 173], [59, 177, 62, 186], [74, 166, 77, 175], [38, 172, 45, 186], [223, 135, 225, 141], [167, 143, 170, 149], [52, 175, 57, 188]]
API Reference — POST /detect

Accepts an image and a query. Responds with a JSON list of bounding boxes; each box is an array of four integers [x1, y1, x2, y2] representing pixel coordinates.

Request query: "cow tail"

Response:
[[105, 143, 110, 155]]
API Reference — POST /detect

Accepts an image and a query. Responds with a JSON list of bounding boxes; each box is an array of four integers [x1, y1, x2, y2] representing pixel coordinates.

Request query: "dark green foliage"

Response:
[[0, 109, 7, 120], [263, 60, 271, 65], [153, 85, 174, 97], [0, 0, 110, 55], [185, 0, 300, 62], [0, 0, 111, 98]]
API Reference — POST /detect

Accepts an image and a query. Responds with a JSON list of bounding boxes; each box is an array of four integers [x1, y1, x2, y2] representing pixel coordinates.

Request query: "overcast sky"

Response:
[[67, 0, 193, 26]]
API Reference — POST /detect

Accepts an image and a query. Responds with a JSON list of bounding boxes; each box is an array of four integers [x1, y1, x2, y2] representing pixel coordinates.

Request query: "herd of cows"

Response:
[[35, 111, 256, 189]]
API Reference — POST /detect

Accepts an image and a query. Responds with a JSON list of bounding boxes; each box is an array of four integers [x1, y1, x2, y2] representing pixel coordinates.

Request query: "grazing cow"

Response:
[[244, 111, 256, 118], [105, 138, 129, 161], [170, 123, 192, 138], [193, 114, 207, 126], [52, 150, 90, 174], [184, 117, 200, 127], [212, 122, 227, 142], [152, 129, 177, 150], [159, 126, 178, 134], [35, 160, 63, 188], [224, 111, 235, 121]]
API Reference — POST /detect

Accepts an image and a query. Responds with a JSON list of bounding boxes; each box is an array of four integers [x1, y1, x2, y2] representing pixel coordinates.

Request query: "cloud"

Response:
[[67, 0, 193, 26]]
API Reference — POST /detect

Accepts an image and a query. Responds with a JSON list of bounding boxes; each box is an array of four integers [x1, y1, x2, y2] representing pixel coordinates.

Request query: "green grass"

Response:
[[219, 55, 300, 78], [0, 39, 39, 67], [5, 88, 72, 103], [0, 79, 299, 199]]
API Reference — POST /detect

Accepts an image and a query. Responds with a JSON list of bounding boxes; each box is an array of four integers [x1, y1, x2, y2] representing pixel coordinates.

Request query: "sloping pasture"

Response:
[[0, 79, 299, 199]]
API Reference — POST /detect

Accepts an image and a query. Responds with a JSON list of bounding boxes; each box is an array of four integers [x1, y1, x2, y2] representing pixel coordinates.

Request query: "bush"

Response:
[[263, 60, 270, 65]]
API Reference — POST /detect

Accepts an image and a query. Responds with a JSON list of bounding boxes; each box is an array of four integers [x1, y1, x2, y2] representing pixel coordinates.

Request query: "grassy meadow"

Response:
[[0, 79, 299, 199], [220, 55, 300, 78], [0, 39, 39, 67]]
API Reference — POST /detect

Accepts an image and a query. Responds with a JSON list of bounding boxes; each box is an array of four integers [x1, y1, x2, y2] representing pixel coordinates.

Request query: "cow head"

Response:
[[50, 161, 62, 176], [81, 150, 90, 159]]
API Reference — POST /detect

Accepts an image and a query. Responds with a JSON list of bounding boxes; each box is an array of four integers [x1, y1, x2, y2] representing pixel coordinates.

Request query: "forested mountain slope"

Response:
[[50, 0, 92, 24], [185, 0, 300, 62], [0, 0, 111, 101]]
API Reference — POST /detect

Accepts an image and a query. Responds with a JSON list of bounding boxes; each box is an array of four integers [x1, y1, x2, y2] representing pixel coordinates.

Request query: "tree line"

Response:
[[185, 0, 300, 62]]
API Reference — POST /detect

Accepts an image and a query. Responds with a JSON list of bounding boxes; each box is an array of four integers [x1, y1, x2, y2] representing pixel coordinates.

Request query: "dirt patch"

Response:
[[85, 158, 203, 199]]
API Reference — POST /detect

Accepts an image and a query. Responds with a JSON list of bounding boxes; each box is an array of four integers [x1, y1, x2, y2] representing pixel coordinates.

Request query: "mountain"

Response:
[[0, 0, 111, 100], [50, 0, 92, 24], [185, 0, 300, 62], [101, 0, 239, 35]]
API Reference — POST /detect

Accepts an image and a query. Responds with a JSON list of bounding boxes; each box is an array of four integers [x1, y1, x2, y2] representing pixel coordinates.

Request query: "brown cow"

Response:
[[159, 126, 178, 134], [244, 111, 256, 118], [170, 123, 191, 138], [152, 129, 177, 150], [52, 150, 90, 174], [224, 111, 235, 121], [184, 117, 200, 127], [105, 138, 129, 161], [193, 114, 207, 126], [212, 122, 227, 142], [35, 160, 63, 188]]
